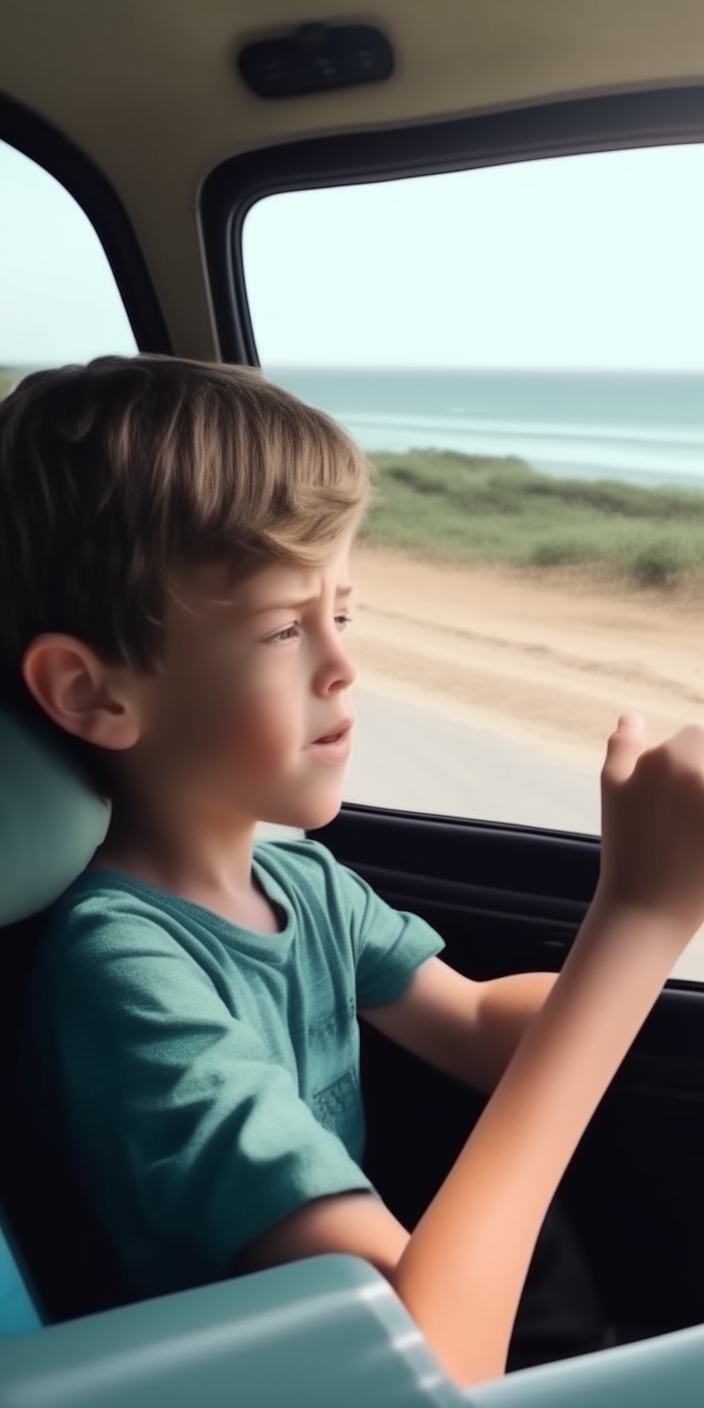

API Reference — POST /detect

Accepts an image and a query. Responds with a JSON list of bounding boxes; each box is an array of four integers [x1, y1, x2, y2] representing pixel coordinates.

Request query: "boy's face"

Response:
[[133, 532, 357, 831]]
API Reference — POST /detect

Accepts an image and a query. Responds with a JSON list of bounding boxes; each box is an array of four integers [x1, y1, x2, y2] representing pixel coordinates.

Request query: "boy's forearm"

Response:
[[392, 895, 683, 1388]]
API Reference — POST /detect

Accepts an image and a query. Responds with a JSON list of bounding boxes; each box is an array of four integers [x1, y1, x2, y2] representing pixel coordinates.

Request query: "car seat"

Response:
[[0, 704, 127, 1323], [1, 702, 704, 1407]]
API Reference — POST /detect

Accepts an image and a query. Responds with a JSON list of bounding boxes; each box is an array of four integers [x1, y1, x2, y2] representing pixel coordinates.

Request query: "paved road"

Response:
[[261, 688, 704, 981], [344, 688, 601, 833], [344, 689, 704, 983]]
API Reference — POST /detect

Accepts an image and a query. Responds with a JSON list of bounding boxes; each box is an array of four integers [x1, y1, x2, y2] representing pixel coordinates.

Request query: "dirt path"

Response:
[[350, 546, 704, 775]]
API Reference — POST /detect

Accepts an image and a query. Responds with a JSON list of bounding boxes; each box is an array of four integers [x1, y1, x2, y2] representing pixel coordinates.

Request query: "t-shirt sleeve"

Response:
[[31, 906, 372, 1297], [324, 852, 445, 1009]]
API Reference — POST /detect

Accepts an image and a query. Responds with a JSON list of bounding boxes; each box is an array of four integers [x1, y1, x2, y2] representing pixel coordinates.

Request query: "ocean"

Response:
[[266, 368, 704, 491]]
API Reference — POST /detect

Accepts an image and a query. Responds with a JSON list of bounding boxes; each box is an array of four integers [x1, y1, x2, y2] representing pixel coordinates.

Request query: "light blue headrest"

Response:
[[0, 708, 110, 925]]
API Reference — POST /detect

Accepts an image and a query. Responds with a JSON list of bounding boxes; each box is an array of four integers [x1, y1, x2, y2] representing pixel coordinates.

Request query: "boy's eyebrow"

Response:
[[246, 584, 354, 616]]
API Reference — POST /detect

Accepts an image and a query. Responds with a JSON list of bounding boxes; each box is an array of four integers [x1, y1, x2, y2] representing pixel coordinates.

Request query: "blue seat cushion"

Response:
[[0, 707, 109, 925]]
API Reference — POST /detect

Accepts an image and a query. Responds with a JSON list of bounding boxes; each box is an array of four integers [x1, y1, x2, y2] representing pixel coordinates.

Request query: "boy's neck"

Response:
[[91, 791, 282, 935]]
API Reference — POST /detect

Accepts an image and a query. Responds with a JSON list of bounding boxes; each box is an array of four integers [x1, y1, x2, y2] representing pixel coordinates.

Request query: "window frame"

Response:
[[0, 91, 171, 356], [199, 84, 704, 366]]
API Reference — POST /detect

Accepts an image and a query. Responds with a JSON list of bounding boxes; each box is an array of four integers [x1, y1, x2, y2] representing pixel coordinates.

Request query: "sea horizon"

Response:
[[267, 366, 704, 491]]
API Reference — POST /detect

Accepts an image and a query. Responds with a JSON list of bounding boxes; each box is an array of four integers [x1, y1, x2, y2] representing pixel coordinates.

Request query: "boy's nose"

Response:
[[314, 632, 357, 694]]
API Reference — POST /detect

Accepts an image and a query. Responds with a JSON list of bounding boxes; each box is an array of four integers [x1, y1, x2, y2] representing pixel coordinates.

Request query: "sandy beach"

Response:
[[350, 545, 704, 778]]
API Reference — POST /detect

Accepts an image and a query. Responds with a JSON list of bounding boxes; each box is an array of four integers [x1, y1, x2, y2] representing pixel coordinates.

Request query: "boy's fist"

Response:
[[598, 713, 704, 947]]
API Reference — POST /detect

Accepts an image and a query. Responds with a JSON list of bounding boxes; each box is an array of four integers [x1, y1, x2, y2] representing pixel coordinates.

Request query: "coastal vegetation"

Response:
[[0, 369, 22, 400], [363, 449, 704, 589]]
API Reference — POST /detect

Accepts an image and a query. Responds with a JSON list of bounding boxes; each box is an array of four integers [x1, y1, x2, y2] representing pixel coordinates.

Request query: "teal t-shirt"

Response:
[[28, 838, 444, 1297]]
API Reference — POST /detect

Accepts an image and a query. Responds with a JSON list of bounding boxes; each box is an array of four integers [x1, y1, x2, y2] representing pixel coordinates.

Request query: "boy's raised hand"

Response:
[[598, 712, 704, 947], [392, 710, 704, 1390]]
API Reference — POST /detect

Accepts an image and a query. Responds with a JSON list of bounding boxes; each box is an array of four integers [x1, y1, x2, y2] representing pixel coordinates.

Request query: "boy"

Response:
[[2, 355, 704, 1389]]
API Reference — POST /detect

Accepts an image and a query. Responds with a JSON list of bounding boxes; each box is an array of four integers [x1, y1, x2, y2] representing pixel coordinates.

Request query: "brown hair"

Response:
[[0, 355, 372, 793]]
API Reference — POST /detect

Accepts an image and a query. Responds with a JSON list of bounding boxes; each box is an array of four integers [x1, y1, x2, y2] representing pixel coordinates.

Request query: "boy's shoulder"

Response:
[[50, 838, 338, 912], [31, 839, 364, 1013], [47, 863, 181, 926], [253, 835, 368, 909], [39, 837, 345, 956], [38, 866, 193, 980], [253, 834, 337, 878]]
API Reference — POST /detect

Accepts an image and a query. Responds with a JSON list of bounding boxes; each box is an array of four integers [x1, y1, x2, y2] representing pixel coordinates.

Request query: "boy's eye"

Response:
[[261, 613, 353, 645], [262, 622, 301, 645]]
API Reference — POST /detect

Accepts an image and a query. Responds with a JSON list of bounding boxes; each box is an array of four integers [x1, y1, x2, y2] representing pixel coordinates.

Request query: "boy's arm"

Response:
[[237, 718, 704, 1390], [232, 1190, 410, 1280], [360, 960, 558, 1093], [391, 716, 704, 1385]]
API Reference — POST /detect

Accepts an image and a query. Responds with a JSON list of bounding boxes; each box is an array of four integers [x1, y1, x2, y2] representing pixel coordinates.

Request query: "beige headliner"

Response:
[[2, 0, 703, 358]]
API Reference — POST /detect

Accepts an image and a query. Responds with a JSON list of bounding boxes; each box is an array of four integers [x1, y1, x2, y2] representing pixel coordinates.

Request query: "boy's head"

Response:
[[0, 356, 372, 826]]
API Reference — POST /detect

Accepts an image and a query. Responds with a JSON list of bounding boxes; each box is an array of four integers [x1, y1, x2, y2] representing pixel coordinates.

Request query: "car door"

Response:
[[199, 84, 704, 1350]]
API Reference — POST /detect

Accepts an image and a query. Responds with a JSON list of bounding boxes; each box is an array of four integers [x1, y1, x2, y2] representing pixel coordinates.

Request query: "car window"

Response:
[[242, 145, 704, 835], [0, 138, 137, 399]]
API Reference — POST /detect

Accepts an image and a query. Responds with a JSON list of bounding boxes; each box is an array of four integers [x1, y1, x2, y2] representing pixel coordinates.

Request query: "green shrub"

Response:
[[632, 540, 693, 587], [362, 448, 704, 589], [0, 368, 22, 401], [529, 539, 592, 568]]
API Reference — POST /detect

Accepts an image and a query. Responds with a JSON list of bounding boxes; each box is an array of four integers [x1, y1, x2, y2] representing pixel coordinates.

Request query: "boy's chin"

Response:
[[302, 798, 344, 833], [264, 788, 344, 834]]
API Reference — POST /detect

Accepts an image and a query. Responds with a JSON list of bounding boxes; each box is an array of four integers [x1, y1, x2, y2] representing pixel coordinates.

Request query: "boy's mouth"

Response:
[[310, 720, 353, 746]]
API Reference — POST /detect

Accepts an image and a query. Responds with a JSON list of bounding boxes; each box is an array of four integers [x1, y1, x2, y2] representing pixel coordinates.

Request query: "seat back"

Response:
[[0, 706, 111, 1326], [0, 708, 109, 927]]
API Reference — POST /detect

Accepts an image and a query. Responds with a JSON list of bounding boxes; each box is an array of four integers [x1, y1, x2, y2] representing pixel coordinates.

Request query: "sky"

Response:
[[2, 137, 703, 372], [0, 139, 137, 366], [244, 143, 704, 372]]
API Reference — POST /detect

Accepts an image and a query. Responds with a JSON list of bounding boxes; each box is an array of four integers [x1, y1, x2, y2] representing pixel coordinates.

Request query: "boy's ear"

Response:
[[21, 634, 142, 751]]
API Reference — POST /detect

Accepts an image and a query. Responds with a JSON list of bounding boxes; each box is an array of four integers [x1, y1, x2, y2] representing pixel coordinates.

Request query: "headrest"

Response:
[[0, 709, 110, 926]]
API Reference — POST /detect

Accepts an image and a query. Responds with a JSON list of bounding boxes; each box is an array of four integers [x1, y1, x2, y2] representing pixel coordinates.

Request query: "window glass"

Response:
[[0, 138, 137, 399], [244, 146, 704, 978]]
